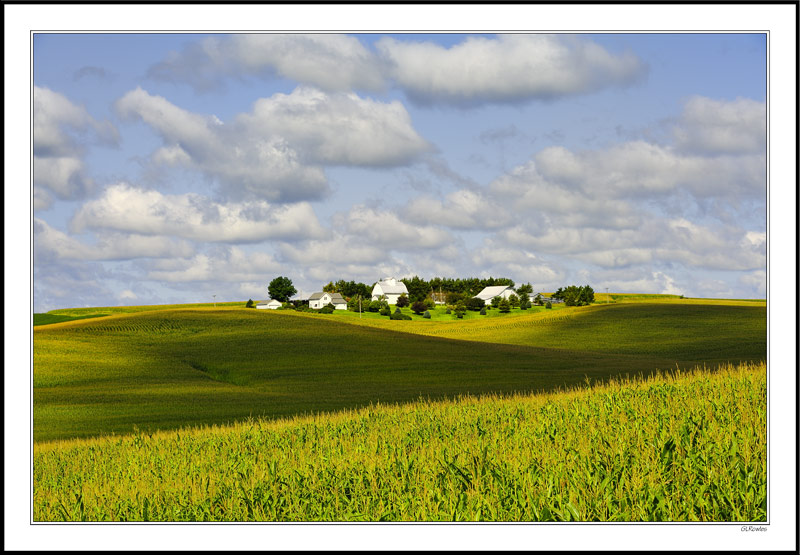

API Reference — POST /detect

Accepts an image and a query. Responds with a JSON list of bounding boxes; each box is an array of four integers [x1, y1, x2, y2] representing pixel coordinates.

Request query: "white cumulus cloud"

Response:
[[71, 183, 326, 243], [377, 34, 647, 106]]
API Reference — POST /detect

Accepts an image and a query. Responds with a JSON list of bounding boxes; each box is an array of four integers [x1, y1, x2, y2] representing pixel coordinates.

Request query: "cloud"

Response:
[[34, 217, 195, 262], [146, 246, 284, 283], [148, 34, 385, 93], [673, 96, 766, 155], [115, 87, 429, 201], [404, 189, 512, 230], [71, 183, 326, 243], [236, 87, 432, 167], [33, 85, 119, 202], [376, 34, 647, 106], [333, 204, 454, 250]]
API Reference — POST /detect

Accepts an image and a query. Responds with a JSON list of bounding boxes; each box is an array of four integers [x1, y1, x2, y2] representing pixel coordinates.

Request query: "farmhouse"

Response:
[[309, 292, 348, 310], [371, 277, 409, 304], [256, 299, 282, 310], [475, 285, 516, 303]]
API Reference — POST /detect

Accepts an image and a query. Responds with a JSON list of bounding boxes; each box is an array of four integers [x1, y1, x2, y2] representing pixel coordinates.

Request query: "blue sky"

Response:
[[32, 32, 767, 310]]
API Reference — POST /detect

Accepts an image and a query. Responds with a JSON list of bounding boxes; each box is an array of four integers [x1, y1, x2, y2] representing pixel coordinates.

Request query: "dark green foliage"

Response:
[[554, 285, 595, 307], [480, 307, 487, 315], [323, 280, 371, 299], [491, 297, 502, 308], [401, 276, 430, 303], [508, 293, 520, 308], [534, 294, 544, 306], [446, 292, 464, 305], [453, 301, 467, 319], [466, 297, 485, 311], [520, 296, 531, 310], [267, 276, 297, 303], [245, 299, 255, 308], [395, 294, 410, 308], [411, 301, 427, 315], [545, 302, 552, 309], [445, 308, 452, 315], [389, 312, 412, 320], [499, 299, 511, 313], [320, 305, 335, 314], [368, 300, 383, 312], [423, 311, 431, 319], [379, 305, 391, 316], [516, 283, 534, 297]]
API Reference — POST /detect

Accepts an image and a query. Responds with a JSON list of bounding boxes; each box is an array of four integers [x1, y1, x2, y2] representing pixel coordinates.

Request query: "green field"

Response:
[[33, 298, 765, 443], [34, 361, 766, 522]]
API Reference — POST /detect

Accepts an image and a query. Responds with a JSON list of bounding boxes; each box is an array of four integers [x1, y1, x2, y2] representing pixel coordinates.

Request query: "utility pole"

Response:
[[359, 296, 362, 318]]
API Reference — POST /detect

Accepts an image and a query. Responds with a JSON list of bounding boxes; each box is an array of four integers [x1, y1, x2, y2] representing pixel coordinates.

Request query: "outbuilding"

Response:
[[256, 299, 283, 310]]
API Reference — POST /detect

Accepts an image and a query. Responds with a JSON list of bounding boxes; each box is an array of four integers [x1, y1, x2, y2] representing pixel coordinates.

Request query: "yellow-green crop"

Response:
[[33, 362, 766, 522]]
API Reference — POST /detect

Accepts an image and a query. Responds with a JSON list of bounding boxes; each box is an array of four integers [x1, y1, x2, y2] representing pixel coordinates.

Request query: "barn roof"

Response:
[[373, 278, 409, 295], [475, 285, 513, 301]]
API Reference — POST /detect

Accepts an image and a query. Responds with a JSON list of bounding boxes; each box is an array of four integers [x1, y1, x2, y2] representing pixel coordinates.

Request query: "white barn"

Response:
[[256, 299, 283, 310], [308, 292, 348, 310], [475, 285, 516, 303], [371, 277, 409, 304]]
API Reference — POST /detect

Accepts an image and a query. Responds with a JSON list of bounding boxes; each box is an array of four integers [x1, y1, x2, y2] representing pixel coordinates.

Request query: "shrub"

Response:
[[245, 299, 255, 308], [411, 301, 427, 315], [320, 305, 334, 314], [445, 308, 452, 315], [394, 307, 402, 314], [390, 312, 412, 320], [453, 301, 466, 319], [368, 300, 383, 312], [509, 293, 520, 308], [545, 301, 552, 309], [491, 296, 502, 308], [423, 310, 431, 319], [379, 305, 391, 316], [395, 294, 410, 308], [465, 297, 485, 311], [479, 307, 487, 315], [498, 298, 511, 313]]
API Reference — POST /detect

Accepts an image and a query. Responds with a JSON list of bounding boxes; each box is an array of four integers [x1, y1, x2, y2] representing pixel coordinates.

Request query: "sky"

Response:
[[32, 32, 767, 311]]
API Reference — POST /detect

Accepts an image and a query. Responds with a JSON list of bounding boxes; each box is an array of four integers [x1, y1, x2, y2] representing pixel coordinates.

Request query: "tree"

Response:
[[491, 296, 502, 308], [479, 306, 487, 315], [423, 310, 431, 319], [520, 295, 531, 310], [268, 276, 297, 302], [554, 285, 595, 306], [453, 301, 466, 319], [534, 293, 543, 306], [508, 293, 520, 308], [246, 299, 255, 308], [465, 297, 485, 311], [396, 293, 410, 308], [402, 276, 430, 303], [516, 282, 533, 297], [498, 298, 511, 313], [545, 301, 552, 309]]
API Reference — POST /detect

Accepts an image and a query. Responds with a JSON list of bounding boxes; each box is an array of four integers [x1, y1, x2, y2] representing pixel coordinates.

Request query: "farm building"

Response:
[[309, 292, 348, 310], [256, 299, 283, 310], [531, 292, 563, 304], [371, 277, 409, 304], [475, 285, 516, 303]]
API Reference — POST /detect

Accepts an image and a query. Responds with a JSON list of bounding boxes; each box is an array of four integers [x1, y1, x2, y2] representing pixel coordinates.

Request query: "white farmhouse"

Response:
[[371, 277, 409, 304], [256, 299, 283, 310], [475, 285, 516, 304], [308, 292, 348, 310]]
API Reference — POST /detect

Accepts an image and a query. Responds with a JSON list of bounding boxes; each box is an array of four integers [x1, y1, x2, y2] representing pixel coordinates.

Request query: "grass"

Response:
[[33, 301, 765, 443], [33, 361, 766, 522]]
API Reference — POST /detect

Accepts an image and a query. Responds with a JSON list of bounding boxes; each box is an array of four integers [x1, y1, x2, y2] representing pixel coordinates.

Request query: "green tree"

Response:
[[245, 299, 255, 308], [516, 282, 533, 297], [466, 297, 485, 311], [498, 298, 511, 313], [396, 293, 410, 308], [508, 293, 520, 308], [491, 296, 502, 308], [402, 276, 430, 303], [268, 276, 297, 302], [453, 301, 467, 319]]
